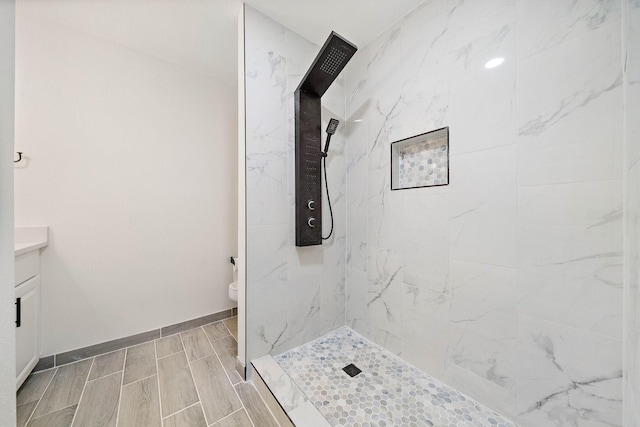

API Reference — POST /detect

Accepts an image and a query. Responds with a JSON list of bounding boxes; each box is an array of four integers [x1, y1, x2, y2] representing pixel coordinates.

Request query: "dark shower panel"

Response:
[[295, 32, 357, 247]]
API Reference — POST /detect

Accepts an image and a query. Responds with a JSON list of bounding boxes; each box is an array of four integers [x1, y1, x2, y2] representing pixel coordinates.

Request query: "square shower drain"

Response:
[[342, 363, 362, 377]]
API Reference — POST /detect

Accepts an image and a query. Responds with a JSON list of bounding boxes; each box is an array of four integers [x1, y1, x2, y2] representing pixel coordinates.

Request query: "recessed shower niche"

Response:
[[391, 127, 449, 190]]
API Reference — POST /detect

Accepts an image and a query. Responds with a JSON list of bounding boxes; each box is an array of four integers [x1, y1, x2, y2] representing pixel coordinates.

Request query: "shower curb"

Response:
[[251, 355, 330, 427]]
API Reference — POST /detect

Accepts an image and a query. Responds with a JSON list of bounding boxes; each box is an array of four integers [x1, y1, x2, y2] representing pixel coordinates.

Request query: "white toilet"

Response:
[[229, 257, 238, 303]]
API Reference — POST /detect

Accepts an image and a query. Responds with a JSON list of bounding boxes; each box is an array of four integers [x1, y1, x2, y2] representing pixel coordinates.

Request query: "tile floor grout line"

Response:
[[120, 372, 158, 387], [210, 407, 246, 427], [203, 321, 258, 425], [204, 324, 239, 386], [160, 401, 200, 421], [245, 381, 279, 427], [113, 346, 128, 427], [27, 402, 79, 425], [154, 339, 165, 427], [69, 356, 95, 427], [221, 319, 233, 337], [213, 347, 255, 427], [180, 331, 209, 424], [231, 383, 257, 427], [21, 366, 58, 427]]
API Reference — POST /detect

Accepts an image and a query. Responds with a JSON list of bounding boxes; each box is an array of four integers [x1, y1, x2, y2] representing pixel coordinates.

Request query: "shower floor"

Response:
[[273, 327, 516, 427]]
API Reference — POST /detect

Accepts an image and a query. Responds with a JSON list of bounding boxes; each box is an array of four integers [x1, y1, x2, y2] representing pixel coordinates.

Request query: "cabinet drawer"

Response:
[[15, 251, 39, 286]]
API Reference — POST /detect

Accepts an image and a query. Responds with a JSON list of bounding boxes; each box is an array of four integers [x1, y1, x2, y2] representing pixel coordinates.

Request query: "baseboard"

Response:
[[34, 307, 237, 372]]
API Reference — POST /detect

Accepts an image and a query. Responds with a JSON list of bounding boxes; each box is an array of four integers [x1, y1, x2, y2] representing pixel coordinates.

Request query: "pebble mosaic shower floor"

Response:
[[274, 327, 516, 427]]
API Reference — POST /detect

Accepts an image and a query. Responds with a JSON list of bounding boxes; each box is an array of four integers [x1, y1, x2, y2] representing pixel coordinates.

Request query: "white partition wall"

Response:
[[243, 5, 347, 365]]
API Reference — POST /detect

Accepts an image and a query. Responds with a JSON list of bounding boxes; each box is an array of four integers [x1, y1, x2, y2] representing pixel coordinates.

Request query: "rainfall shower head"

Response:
[[297, 32, 357, 97]]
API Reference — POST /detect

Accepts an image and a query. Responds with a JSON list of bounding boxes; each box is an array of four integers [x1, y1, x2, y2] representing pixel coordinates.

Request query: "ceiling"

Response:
[[18, 0, 424, 87]]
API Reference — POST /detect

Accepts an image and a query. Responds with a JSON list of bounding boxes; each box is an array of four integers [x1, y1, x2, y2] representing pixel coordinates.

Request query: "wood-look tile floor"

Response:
[[17, 317, 279, 427]]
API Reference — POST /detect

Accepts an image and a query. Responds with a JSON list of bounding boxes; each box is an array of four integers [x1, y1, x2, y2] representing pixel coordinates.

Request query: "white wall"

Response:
[[14, 5, 238, 356], [345, 0, 623, 425], [243, 6, 347, 364], [0, 1, 16, 424]]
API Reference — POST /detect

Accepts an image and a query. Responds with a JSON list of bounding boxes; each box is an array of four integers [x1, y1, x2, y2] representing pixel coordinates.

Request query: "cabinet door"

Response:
[[16, 275, 40, 390]]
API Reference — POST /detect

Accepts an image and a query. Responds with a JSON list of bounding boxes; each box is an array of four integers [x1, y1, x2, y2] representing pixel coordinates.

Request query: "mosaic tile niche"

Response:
[[391, 127, 449, 190]]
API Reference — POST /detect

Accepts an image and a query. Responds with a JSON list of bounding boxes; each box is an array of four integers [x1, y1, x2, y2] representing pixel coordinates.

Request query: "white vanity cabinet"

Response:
[[14, 227, 47, 390]]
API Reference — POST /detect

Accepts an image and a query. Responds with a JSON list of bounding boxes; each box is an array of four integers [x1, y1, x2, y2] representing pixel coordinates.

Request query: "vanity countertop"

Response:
[[15, 226, 48, 256]]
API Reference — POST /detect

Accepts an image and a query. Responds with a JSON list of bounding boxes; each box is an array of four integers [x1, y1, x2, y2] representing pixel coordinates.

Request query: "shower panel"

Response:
[[295, 32, 357, 246]]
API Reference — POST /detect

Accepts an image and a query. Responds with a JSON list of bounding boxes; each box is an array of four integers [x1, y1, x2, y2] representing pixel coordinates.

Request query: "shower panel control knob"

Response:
[[307, 200, 315, 210], [307, 217, 316, 228]]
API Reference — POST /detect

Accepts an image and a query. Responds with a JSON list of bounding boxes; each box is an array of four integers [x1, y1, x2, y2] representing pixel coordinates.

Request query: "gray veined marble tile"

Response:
[[181, 327, 214, 361], [118, 375, 161, 427], [155, 334, 183, 359], [157, 352, 199, 417], [123, 342, 156, 385], [27, 405, 77, 427], [32, 359, 91, 418], [223, 316, 238, 340], [190, 354, 242, 424], [72, 371, 121, 427], [88, 349, 125, 381], [235, 382, 279, 427], [163, 403, 207, 427], [517, 0, 621, 60], [212, 336, 242, 384], [213, 409, 253, 427], [516, 315, 622, 426], [202, 321, 230, 342], [17, 368, 56, 405], [17, 401, 38, 427]]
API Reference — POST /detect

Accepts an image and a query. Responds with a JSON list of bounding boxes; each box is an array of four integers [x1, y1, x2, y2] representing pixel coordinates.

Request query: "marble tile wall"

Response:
[[344, 0, 624, 425], [624, 1, 640, 425], [244, 6, 346, 364]]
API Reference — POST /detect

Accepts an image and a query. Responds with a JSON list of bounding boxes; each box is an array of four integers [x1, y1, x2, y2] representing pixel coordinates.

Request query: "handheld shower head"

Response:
[[323, 118, 339, 155], [326, 118, 339, 135]]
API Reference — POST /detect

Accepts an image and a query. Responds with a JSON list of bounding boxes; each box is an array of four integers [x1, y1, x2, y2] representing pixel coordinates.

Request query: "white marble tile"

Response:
[[244, 11, 289, 141], [247, 307, 289, 363], [447, 0, 515, 31], [518, 181, 623, 338], [517, 22, 622, 186], [251, 355, 330, 427], [447, 6, 516, 155], [625, 10, 640, 424], [246, 137, 288, 226], [448, 145, 517, 268], [367, 168, 403, 252], [517, 315, 622, 427], [346, 157, 368, 273], [401, 284, 451, 379], [517, 0, 621, 60], [358, 5, 449, 173], [445, 260, 517, 418], [346, 268, 368, 335], [401, 193, 449, 292], [367, 246, 403, 343]]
